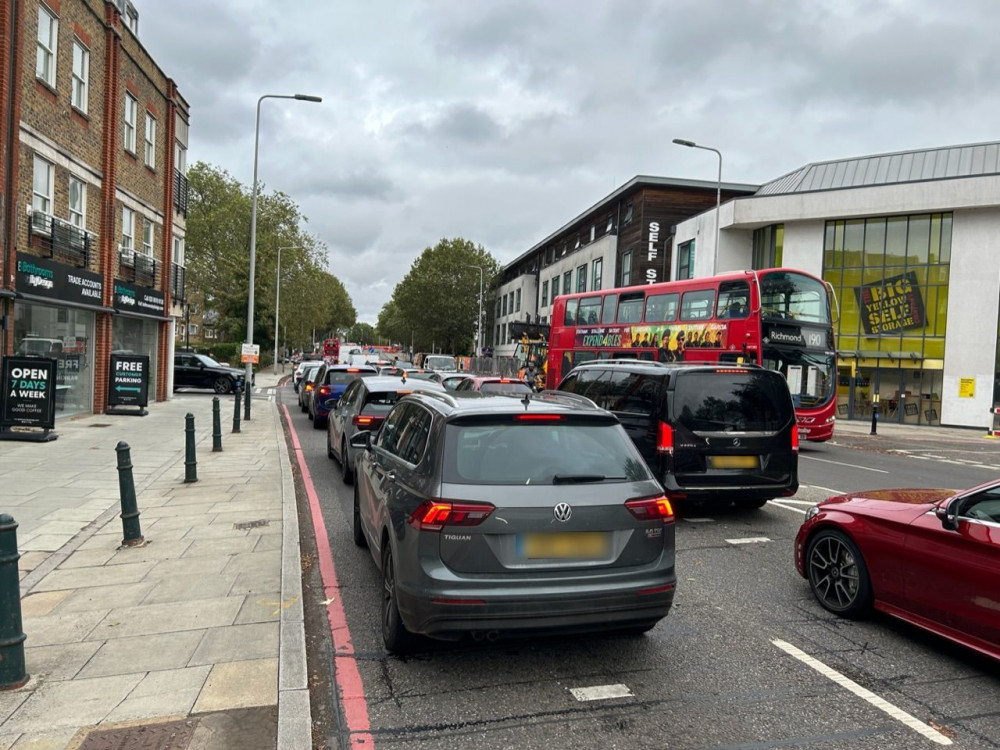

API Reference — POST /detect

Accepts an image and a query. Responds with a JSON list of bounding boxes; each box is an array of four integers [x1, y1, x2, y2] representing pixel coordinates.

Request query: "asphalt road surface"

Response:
[[281, 381, 1000, 750]]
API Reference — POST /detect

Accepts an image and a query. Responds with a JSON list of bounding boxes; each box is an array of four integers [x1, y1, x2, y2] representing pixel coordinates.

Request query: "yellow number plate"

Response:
[[709, 455, 760, 469], [520, 532, 609, 559]]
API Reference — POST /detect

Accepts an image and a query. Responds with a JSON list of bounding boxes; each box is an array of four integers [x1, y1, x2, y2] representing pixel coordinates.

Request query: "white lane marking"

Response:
[[772, 639, 953, 746], [774, 498, 823, 506], [725, 537, 771, 545], [683, 517, 715, 523], [569, 684, 633, 701], [800, 484, 845, 496], [768, 501, 808, 515], [801, 455, 889, 474]]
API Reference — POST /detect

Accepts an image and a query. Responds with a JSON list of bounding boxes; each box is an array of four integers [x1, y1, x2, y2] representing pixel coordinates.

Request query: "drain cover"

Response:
[[77, 718, 197, 749]]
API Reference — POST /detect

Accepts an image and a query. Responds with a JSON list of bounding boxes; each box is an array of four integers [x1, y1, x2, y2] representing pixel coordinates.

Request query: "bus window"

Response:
[[645, 293, 678, 323], [578, 296, 601, 324], [564, 298, 579, 325], [601, 293, 618, 324], [617, 294, 644, 324], [680, 289, 715, 320], [716, 282, 750, 318]]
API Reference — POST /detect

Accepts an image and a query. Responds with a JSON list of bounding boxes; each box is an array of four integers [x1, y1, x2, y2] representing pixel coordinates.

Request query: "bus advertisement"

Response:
[[547, 268, 837, 441]]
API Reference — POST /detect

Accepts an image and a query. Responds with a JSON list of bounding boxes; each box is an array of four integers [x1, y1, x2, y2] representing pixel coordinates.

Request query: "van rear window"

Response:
[[674, 372, 791, 432]]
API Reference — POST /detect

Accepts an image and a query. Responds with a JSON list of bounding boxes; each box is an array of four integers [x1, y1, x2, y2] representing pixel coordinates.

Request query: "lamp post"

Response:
[[273, 245, 302, 374], [672, 138, 722, 273], [246, 93, 322, 410], [461, 264, 484, 357]]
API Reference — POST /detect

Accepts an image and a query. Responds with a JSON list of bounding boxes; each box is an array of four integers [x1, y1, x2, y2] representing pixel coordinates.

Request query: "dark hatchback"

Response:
[[173, 352, 246, 394], [308, 364, 378, 428], [557, 361, 798, 510]]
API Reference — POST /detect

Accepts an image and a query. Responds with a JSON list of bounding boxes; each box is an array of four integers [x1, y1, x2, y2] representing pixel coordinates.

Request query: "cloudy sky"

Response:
[[138, 0, 998, 324]]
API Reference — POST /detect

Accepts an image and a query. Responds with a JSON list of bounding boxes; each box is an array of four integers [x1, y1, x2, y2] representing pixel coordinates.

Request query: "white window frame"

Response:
[[174, 142, 187, 173], [121, 206, 134, 252], [71, 40, 89, 113], [173, 236, 185, 266], [36, 6, 58, 87], [144, 113, 156, 167], [141, 221, 153, 256], [32, 156, 54, 217], [68, 176, 86, 229], [124, 94, 138, 153]]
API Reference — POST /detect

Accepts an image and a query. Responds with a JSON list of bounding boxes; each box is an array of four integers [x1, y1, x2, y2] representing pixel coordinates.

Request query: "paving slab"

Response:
[[18, 591, 70, 618], [20, 610, 107, 647], [77, 630, 207, 679], [188, 622, 279, 666], [21, 641, 102, 681], [191, 659, 278, 714], [92, 597, 244, 640], [3, 674, 144, 734], [55, 582, 156, 613]]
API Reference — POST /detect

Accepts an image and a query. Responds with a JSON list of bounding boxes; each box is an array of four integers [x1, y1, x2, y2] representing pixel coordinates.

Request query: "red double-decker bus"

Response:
[[322, 338, 340, 364], [547, 268, 837, 441]]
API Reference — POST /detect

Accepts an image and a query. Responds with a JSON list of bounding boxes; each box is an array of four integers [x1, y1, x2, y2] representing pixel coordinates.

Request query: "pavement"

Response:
[[0, 367, 308, 750]]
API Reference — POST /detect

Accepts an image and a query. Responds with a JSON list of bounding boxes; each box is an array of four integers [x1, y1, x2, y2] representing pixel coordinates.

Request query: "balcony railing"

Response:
[[28, 211, 93, 268], [170, 262, 186, 303], [173, 170, 189, 216], [118, 246, 158, 288]]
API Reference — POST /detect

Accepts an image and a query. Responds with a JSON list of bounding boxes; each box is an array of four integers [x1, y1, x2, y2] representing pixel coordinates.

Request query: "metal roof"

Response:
[[756, 141, 1000, 196]]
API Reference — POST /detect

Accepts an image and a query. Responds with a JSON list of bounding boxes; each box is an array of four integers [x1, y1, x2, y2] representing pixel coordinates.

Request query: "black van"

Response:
[[556, 361, 798, 510]]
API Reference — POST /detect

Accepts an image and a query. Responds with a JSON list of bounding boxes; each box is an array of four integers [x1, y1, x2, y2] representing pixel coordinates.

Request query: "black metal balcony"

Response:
[[173, 170, 188, 216], [118, 247, 158, 288], [170, 262, 186, 303], [28, 211, 92, 269]]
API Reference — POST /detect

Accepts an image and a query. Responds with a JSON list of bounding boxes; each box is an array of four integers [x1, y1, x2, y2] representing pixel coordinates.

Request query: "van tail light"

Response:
[[409, 500, 495, 531], [625, 494, 675, 523], [791, 426, 800, 453], [656, 421, 674, 455]]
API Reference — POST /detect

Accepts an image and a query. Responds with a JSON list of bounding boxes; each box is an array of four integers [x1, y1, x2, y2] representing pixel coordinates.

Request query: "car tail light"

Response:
[[791, 427, 800, 453], [514, 414, 563, 422], [318, 386, 331, 396], [305, 383, 314, 392], [637, 583, 675, 596], [353, 415, 377, 427], [409, 500, 495, 531], [656, 421, 674, 455], [625, 494, 675, 522]]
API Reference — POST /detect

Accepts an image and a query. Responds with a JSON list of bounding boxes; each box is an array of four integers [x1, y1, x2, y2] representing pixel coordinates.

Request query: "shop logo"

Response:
[[115, 284, 137, 306]]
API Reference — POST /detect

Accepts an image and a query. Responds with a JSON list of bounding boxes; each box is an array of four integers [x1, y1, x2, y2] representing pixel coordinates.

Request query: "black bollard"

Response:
[[870, 399, 879, 436], [115, 442, 144, 547], [212, 397, 223, 452], [0, 514, 28, 690], [244, 375, 252, 421], [232, 386, 242, 433], [184, 413, 198, 484]]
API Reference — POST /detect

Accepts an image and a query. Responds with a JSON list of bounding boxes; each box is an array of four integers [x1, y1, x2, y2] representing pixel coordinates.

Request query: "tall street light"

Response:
[[273, 245, 302, 374], [246, 93, 322, 414], [462, 264, 484, 357], [672, 138, 722, 273]]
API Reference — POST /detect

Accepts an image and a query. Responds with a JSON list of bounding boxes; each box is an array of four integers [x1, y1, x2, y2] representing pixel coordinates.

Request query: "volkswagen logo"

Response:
[[732, 438, 741, 447], [553, 502, 572, 522]]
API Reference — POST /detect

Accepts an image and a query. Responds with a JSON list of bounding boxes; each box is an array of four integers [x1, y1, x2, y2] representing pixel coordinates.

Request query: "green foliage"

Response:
[[347, 322, 376, 343], [376, 238, 501, 354]]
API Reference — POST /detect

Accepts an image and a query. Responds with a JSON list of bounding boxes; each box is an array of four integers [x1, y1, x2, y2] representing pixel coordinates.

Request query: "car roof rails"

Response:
[[532, 390, 602, 410], [578, 359, 671, 367]]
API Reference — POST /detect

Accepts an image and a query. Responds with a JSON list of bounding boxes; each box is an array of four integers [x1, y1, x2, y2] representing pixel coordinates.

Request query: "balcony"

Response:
[[170, 262, 186, 304], [118, 246, 158, 288], [173, 170, 188, 216], [28, 211, 93, 269]]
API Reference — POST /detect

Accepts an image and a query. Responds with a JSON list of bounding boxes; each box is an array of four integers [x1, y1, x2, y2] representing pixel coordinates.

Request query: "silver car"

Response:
[[350, 390, 676, 653]]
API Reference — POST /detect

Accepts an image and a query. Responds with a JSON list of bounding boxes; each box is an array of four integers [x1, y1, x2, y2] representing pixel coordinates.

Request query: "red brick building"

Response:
[[0, 0, 189, 417]]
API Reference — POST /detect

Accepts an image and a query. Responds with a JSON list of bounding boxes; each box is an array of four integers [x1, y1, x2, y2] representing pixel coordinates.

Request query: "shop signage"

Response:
[[959, 377, 975, 399], [854, 271, 926, 335], [240, 343, 260, 364], [1, 357, 57, 430], [645, 221, 662, 284], [15, 252, 103, 307], [108, 354, 150, 408], [113, 280, 165, 316]]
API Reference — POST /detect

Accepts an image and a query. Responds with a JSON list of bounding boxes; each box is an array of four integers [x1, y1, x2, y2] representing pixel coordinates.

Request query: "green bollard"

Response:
[[244, 375, 252, 421], [184, 413, 198, 484], [115, 442, 145, 547], [212, 397, 223, 452], [232, 386, 242, 433], [0, 514, 28, 690]]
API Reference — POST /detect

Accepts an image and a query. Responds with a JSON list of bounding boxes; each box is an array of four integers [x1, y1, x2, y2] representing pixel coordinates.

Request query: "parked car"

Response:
[[454, 375, 533, 397], [419, 353, 458, 371], [440, 374, 471, 391], [307, 363, 378, 428], [349, 389, 676, 653], [327, 375, 445, 483], [556, 361, 798, 511], [795, 479, 1000, 662], [297, 362, 324, 411], [174, 352, 246, 394], [293, 359, 321, 393]]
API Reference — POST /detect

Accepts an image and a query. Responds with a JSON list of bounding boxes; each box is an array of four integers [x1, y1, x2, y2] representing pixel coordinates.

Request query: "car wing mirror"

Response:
[[349, 431, 371, 451], [935, 500, 959, 531]]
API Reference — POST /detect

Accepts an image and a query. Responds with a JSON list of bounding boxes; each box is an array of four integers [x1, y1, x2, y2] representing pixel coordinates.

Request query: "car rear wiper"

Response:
[[552, 474, 625, 484]]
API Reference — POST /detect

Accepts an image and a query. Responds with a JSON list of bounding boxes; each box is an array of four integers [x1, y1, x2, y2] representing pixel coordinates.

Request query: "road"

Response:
[[281, 380, 1000, 750]]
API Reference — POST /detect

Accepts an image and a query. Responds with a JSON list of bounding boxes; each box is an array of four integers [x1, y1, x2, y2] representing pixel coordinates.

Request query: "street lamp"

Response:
[[273, 245, 302, 374], [672, 138, 722, 273], [246, 92, 322, 415], [461, 264, 484, 357]]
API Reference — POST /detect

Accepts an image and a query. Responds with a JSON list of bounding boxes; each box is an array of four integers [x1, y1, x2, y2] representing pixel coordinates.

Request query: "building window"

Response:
[[577, 264, 587, 292], [752, 225, 784, 270], [606, 215, 614, 234], [36, 6, 58, 87], [71, 40, 89, 113], [502, 294, 508, 316], [175, 142, 187, 173], [144, 114, 156, 167], [590, 225, 596, 242], [574, 235, 581, 249], [68, 177, 86, 228], [515, 289, 521, 312], [124, 94, 138, 153], [592, 258, 603, 290], [32, 156, 54, 217], [541, 280, 549, 307], [551, 275, 559, 298], [173, 236, 185, 265], [496, 299, 501, 317], [623, 201, 634, 224], [620, 251, 632, 286], [188, 323, 198, 336], [496, 324, 501, 344], [142, 221, 153, 255], [121, 206, 134, 251], [677, 240, 695, 280]]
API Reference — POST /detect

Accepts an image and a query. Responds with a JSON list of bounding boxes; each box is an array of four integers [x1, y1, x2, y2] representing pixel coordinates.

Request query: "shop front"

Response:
[[112, 280, 166, 390]]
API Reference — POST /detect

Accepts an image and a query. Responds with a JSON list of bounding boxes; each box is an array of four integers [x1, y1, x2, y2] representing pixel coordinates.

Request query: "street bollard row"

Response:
[[184, 413, 198, 484], [0, 514, 28, 690], [115, 441, 145, 547], [233, 386, 242, 433], [213, 396, 223, 452]]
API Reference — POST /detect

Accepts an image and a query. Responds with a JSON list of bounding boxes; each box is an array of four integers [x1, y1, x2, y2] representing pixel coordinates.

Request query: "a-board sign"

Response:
[[1, 357, 57, 429], [108, 354, 150, 407]]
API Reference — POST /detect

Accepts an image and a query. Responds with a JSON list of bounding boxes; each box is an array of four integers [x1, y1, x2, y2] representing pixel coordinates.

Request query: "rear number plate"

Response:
[[709, 455, 759, 469], [518, 532, 609, 559]]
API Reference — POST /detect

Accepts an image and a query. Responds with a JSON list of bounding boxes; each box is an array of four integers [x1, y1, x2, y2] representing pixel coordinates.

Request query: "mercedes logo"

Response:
[[553, 502, 572, 522], [732, 438, 741, 447]]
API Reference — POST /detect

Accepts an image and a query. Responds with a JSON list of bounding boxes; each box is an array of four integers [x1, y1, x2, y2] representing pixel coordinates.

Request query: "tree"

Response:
[[346, 322, 375, 343]]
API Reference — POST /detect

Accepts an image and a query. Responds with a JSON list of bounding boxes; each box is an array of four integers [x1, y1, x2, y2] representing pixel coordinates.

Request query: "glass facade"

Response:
[[112, 316, 159, 389], [752, 224, 783, 269], [823, 213, 952, 425]]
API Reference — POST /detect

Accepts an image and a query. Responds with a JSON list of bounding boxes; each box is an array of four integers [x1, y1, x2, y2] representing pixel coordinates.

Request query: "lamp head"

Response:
[[295, 94, 323, 102], [672, 138, 697, 147]]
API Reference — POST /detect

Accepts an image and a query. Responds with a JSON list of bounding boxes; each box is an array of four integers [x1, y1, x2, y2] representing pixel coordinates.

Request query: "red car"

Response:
[[795, 481, 1000, 662], [453, 375, 533, 396]]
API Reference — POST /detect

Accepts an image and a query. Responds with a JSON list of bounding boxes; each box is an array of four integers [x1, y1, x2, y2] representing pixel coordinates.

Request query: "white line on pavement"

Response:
[[775, 497, 823, 505], [725, 537, 772, 544], [767, 501, 808, 515], [800, 484, 844, 496], [569, 684, 633, 701], [772, 639, 953, 746], [801, 455, 889, 473], [683, 517, 715, 523]]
